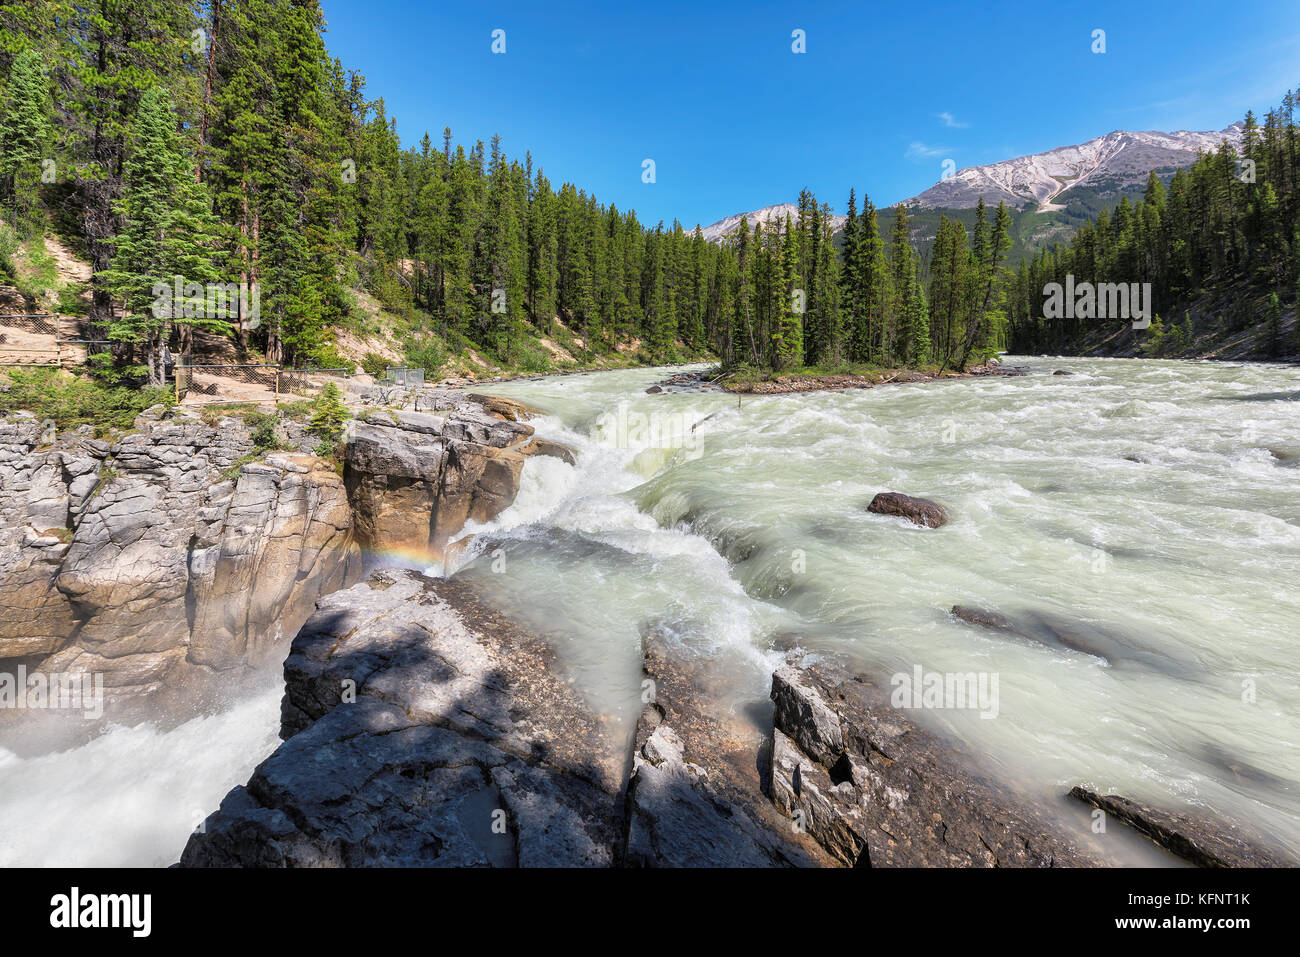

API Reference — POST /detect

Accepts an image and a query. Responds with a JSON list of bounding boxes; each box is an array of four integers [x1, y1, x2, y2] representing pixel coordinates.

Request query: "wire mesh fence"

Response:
[[174, 364, 353, 405], [0, 311, 108, 366], [0, 312, 58, 335], [175, 363, 280, 404], [383, 366, 425, 388], [277, 367, 352, 395]]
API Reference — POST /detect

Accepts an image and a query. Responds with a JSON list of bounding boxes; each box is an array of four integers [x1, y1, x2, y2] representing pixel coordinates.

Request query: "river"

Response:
[[457, 355, 1300, 859], [1, 355, 1296, 865]]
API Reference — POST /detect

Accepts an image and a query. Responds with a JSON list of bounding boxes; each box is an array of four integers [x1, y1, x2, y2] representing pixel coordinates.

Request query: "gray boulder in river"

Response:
[[867, 490, 949, 528]]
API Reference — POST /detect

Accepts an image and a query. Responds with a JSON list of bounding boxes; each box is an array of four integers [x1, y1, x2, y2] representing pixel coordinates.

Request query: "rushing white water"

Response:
[[458, 356, 1300, 859], [2, 356, 1294, 867], [0, 683, 281, 867]]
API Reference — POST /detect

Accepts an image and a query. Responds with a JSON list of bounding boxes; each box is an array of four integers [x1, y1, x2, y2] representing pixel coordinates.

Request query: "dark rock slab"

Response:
[[181, 569, 626, 867], [868, 491, 949, 528], [949, 604, 1197, 679], [1068, 787, 1293, 868], [625, 629, 830, 867], [951, 604, 1023, 635], [520, 437, 577, 466], [769, 662, 1107, 867]]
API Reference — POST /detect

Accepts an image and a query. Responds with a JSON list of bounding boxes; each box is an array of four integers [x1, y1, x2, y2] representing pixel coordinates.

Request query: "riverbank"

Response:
[[430, 355, 1023, 397]]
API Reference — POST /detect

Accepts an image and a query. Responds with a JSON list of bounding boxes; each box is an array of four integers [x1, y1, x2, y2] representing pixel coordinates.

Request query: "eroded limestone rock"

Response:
[[181, 570, 625, 867], [0, 410, 362, 734]]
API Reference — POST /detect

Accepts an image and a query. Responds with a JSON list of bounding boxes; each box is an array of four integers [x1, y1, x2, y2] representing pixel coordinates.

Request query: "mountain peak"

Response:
[[699, 123, 1244, 243], [906, 125, 1243, 213], [697, 202, 847, 243]]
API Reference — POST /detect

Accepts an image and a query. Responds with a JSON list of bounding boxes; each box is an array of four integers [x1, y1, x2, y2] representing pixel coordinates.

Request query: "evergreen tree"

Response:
[[308, 380, 350, 443], [65, 0, 199, 340], [1295, 277, 1300, 354], [772, 213, 803, 368], [0, 48, 50, 236], [98, 87, 219, 386]]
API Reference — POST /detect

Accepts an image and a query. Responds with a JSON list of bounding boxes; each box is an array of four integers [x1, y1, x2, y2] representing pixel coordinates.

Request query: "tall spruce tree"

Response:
[[98, 87, 219, 386], [0, 48, 50, 236]]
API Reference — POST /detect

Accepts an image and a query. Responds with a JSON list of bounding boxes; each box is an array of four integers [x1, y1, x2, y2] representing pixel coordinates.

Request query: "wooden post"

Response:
[[274, 365, 280, 407]]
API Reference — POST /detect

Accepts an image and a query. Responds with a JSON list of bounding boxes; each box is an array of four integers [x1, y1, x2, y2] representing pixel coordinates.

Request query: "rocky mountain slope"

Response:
[[906, 125, 1242, 212]]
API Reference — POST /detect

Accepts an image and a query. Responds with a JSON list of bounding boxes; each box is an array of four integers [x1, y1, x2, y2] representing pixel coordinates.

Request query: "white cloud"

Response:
[[936, 112, 969, 128], [905, 141, 949, 161]]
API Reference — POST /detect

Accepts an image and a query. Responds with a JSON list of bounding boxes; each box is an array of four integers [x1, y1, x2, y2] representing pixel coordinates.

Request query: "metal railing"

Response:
[[383, 366, 425, 389], [174, 363, 353, 405], [0, 311, 108, 366]]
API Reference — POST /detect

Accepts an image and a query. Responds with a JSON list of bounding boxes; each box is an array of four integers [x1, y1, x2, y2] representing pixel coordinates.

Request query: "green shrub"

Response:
[[305, 343, 351, 371], [14, 237, 58, 303], [403, 334, 447, 377], [360, 352, 390, 378], [1139, 315, 1167, 357], [221, 453, 257, 481], [0, 224, 18, 282], [514, 341, 553, 374], [277, 399, 314, 422], [56, 283, 90, 317], [243, 410, 285, 452], [307, 383, 350, 444], [0, 368, 174, 433]]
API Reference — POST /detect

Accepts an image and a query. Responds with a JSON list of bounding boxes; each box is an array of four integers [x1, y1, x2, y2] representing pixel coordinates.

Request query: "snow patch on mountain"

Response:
[[908, 125, 1244, 212], [696, 124, 1244, 242], [698, 203, 847, 243]]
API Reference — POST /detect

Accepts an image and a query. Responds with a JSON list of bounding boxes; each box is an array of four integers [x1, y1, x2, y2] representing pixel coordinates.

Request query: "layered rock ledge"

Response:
[[181, 569, 626, 866], [0, 389, 570, 737], [0, 409, 361, 734], [344, 393, 573, 562]]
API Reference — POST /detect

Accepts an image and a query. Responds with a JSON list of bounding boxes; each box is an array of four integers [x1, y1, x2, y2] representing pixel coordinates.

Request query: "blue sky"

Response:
[[320, 0, 1300, 229]]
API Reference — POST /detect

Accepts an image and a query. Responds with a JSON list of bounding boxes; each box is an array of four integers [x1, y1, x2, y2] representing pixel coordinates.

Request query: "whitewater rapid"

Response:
[[1, 355, 1295, 866], [0, 682, 281, 867], [457, 357, 1300, 858]]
